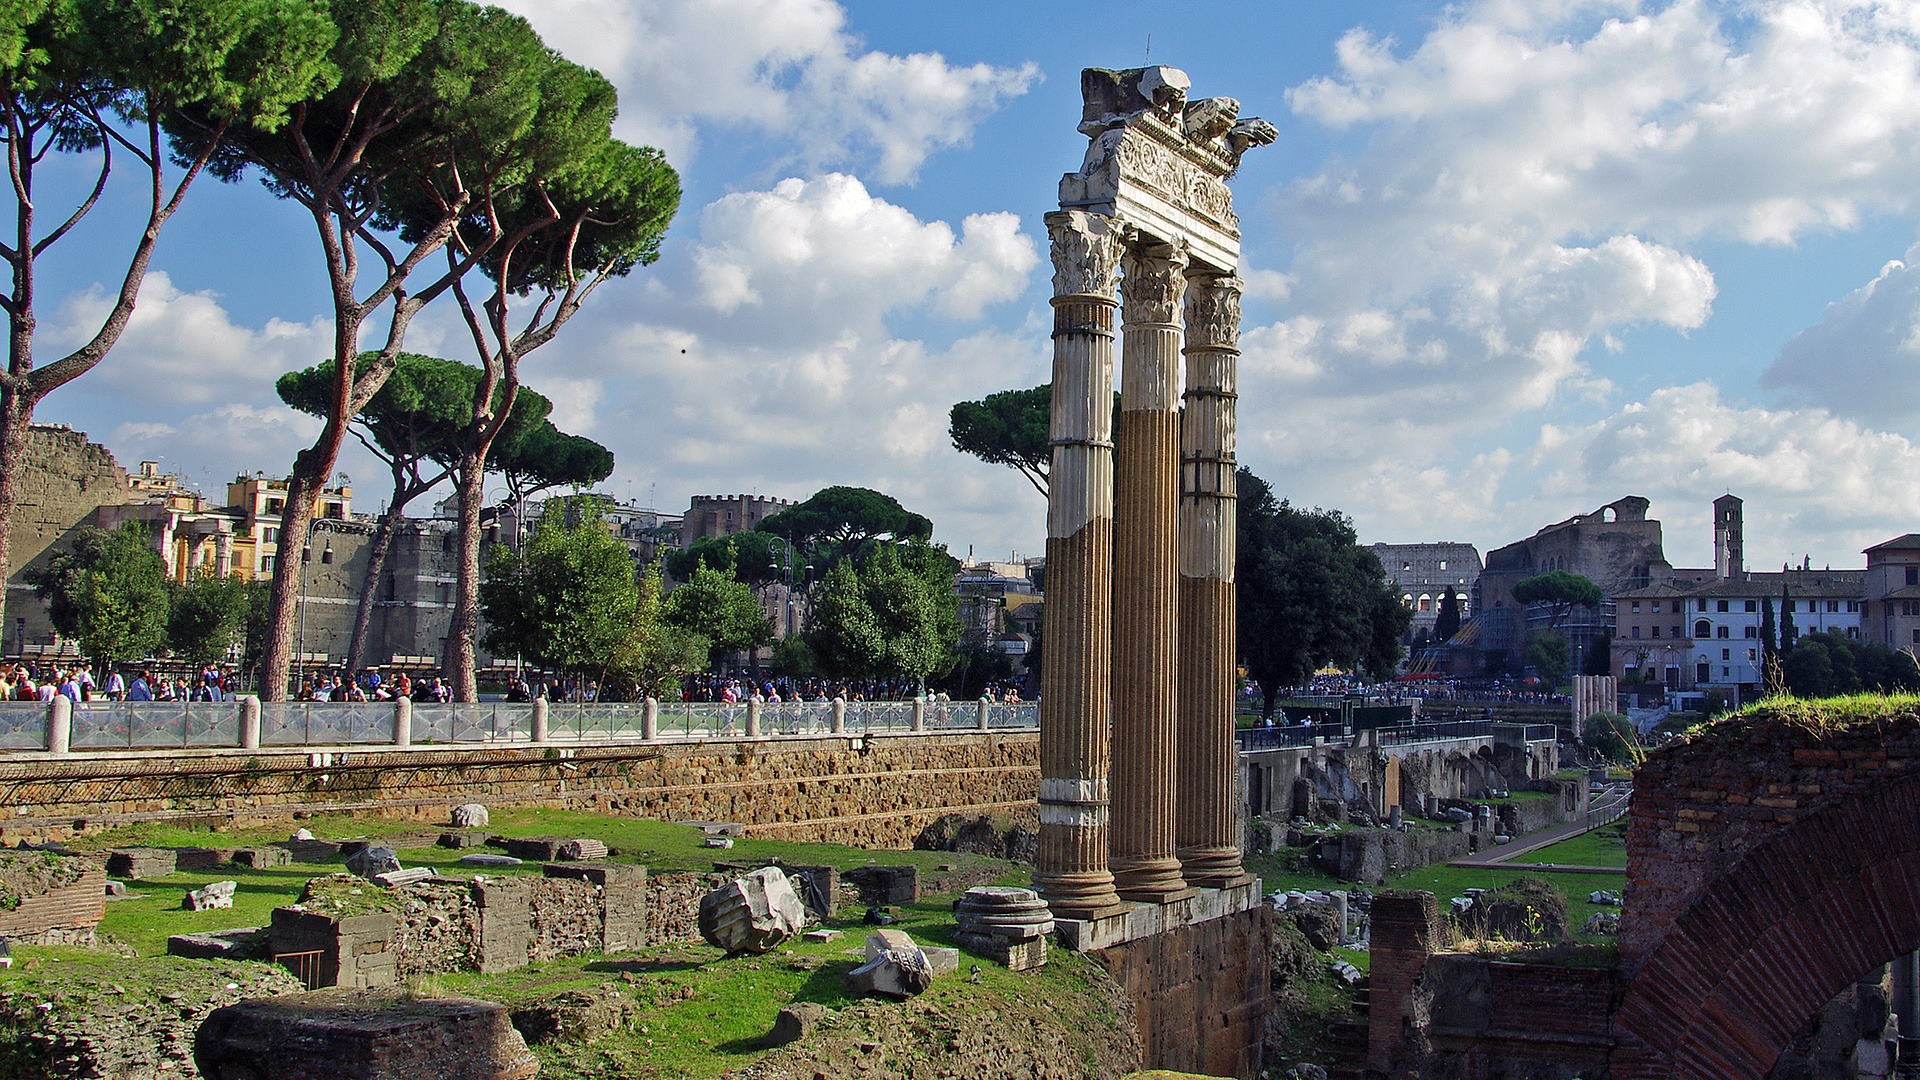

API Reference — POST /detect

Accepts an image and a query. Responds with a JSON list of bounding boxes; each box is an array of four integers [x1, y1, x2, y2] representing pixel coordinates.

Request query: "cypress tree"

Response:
[[1435, 586, 1462, 642], [1780, 586, 1797, 650], [1759, 595, 1777, 682]]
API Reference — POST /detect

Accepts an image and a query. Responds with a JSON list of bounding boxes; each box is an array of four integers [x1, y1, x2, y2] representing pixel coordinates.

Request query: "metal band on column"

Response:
[[1035, 209, 1126, 920], [1111, 238, 1197, 903], [1178, 271, 1251, 887]]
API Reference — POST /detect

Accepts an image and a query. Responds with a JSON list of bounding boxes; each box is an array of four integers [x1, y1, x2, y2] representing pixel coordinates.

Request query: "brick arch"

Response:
[[1613, 767, 1920, 1079]]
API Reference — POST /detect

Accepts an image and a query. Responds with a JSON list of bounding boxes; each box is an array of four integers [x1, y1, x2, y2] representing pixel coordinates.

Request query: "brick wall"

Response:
[[1612, 710, 1920, 1080], [0, 732, 1040, 849], [0, 864, 105, 943], [1423, 955, 1615, 1075], [1368, 891, 1444, 1076]]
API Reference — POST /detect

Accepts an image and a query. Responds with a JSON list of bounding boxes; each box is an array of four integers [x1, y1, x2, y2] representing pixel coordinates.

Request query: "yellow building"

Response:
[[225, 475, 354, 578]]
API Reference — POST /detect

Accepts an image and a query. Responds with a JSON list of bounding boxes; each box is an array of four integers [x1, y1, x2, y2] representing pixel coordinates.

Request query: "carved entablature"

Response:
[[1046, 210, 1128, 299], [1059, 67, 1274, 274]]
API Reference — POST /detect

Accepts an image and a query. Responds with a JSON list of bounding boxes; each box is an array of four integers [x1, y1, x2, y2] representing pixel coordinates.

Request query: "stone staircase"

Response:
[[1324, 977, 1370, 1080]]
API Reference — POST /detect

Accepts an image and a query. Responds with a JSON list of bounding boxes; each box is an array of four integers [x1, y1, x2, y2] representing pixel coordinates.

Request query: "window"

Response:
[[1850, 627, 1861, 639], [1717, 600, 1729, 612], [1694, 619, 1711, 638], [1722, 666, 1730, 677], [1652, 626, 1662, 639], [1717, 626, 1729, 639], [1828, 600, 1839, 612], [264, 527, 277, 544], [1912, 627, 1919, 646], [1745, 600, 1757, 612], [1744, 626, 1757, 638], [1438, 560, 1447, 571], [261, 555, 276, 572], [1652, 601, 1663, 613], [1721, 648, 1730, 661], [1631, 626, 1642, 639], [1673, 625, 1682, 638], [1631, 601, 1642, 613], [1907, 566, 1918, 586], [1697, 599, 1708, 612], [1747, 649, 1756, 662]]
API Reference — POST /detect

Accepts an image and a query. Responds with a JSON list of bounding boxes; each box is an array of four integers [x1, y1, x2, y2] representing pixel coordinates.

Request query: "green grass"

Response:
[[1388, 864, 1625, 943], [432, 892, 1118, 1079], [1525, 824, 1627, 868], [78, 809, 1021, 957], [1723, 693, 1920, 733]]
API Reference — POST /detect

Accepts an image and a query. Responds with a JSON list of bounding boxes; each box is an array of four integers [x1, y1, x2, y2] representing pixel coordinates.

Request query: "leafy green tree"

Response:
[[949, 384, 1052, 496], [479, 506, 637, 677], [1511, 571, 1602, 630], [1434, 586, 1462, 642], [167, 566, 253, 666], [758, 486, 933, 572], [663, 560, 772, 667], [0, 0, 334, 634], [1582, 711, 1639, 766], [28, 522, 169, 664], [1777, 629, 1920, 698], [862, 541, 960, 688], [807, 560, 882, 679], [604, 560, 706, 699], [1527, 631, 1571, 688], [1780, 636, 1832, 697], [1235, 467, 1410, 716], [769, 634, 817, 679]]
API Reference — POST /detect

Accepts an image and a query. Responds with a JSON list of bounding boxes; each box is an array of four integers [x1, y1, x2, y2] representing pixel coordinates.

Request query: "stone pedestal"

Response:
[[1035, 209, 1127, 921], [1176, 271, 1251, 889], [1110, 240, 1195, 904], [194, 989, 538, 1080]]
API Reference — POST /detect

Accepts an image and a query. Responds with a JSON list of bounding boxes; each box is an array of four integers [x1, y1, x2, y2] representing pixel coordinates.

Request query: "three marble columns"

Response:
[[1035, 209, 1250, 919]]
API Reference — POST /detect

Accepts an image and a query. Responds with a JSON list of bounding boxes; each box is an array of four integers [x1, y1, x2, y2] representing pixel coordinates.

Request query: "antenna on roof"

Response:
[[1145, 33, 1151, 63]]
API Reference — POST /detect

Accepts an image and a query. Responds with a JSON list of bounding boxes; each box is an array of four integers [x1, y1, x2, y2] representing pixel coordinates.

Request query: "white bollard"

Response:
[[392, 697, 412, 747], [239, 695, 261, 750], [47, 695, 71, 756]]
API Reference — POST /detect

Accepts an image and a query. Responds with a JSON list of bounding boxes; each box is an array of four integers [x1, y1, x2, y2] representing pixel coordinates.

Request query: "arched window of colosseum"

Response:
[[1418, 594, 1432, 611]]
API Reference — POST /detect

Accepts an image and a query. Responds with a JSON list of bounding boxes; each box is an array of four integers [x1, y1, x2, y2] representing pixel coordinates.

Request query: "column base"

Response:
[[1055, 879, 1264, 952], [1112, 855, 1198, 903], [1035, 870, 1127, 921], [1178, 845, 1252, 890]]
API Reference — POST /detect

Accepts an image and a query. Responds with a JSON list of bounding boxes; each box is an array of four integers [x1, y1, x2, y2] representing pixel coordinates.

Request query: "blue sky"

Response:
[[30, 0, 1920, 573]]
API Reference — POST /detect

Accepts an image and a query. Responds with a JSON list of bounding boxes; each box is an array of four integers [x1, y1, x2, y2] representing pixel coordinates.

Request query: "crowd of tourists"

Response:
[[294, 669, 453, 703], [0, 662, 238, 702]]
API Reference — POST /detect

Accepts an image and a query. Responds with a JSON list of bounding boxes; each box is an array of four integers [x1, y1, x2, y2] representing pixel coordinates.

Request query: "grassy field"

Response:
[[1524, 823, 1628, 868], [77, 811, 1019, 957]]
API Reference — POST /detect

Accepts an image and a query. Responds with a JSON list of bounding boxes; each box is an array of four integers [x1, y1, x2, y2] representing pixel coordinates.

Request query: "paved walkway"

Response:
[[1447, 787, 1631, 872]]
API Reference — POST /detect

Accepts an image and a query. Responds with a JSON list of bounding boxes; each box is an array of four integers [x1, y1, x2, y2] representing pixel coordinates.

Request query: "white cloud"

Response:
[[1235, 0, 1920, 521], [689, 174, 1038, 339], [494, 0, 1038, 181], [1765, 243, 1920, 426], [48, 271, 331, 407]]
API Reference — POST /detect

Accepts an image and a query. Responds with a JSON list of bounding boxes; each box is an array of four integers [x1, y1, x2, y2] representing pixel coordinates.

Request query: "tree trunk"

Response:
[[447, 456, 486, 702], [0, 388, 31, 651], [258, 464, 323, 700], [344, 496, 408, 678]]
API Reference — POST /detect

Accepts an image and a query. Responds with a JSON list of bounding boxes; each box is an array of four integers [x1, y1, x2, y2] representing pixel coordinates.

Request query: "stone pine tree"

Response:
[[0, 0, 333, 633], [440, 102, 680, 702], [949, 384, 1053, 496], [175, 0, 667, 700]]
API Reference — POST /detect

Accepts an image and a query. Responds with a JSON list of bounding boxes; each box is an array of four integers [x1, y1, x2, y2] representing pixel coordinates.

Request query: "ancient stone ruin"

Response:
[[1035, 65, 1273, 918]]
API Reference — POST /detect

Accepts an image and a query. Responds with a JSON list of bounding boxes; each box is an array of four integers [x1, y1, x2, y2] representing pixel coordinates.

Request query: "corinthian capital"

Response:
[[1120, 242, 1189, 325], [1184, 273, 1243, 350], [1047, 210, 1127, 299]]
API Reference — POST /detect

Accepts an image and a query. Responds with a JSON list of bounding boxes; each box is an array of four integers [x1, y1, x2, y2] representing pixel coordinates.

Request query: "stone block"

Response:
[[439, 831, 484, 849], [184, 880, 237, 911], [804, 929, 843, 943], [503, 837, 564, 861], [766, 1002, 831, 1047], [922, 945, 960, 976], [103, 880, 126, 898], [175, 848, 233, 872], [106, 848, 176, 880], [345, 846, 401, 879], [374, 867, 436, 888], [452, 803, 490, 828], [698, 866, 804, 954], [864, 928, 921, 962], [557, 838, 608, 861], [168, 926, 265, 960], [460, 853, 523, 867], [232, 846, 292, 869], [844, 865, 918, 905], [680, 820, 744, 838], [195, 989, 538, 1080], [845, 946, 933, 999], [703, 836, 735, 849], [784, 865, 838, 919]]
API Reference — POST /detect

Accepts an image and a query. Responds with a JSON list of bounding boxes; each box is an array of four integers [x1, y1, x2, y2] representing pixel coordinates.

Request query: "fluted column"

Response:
[[1177, 271, 1250, 887], [1111, 238, 1195, 903], [1035, 210, 1126, 920]]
